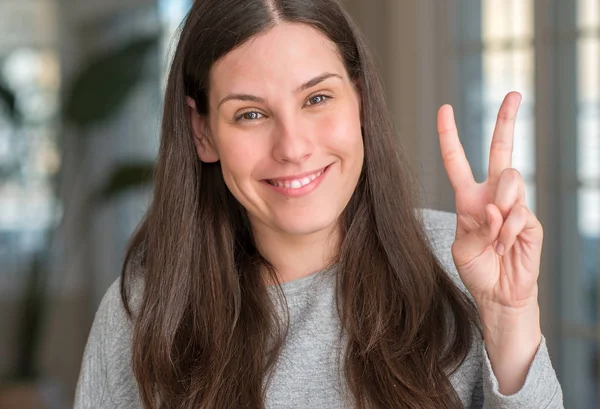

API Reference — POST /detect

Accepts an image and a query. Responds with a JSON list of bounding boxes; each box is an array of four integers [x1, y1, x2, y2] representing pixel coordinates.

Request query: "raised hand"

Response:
[[437, 92, 542, 310], [437, 92, 543, 394]]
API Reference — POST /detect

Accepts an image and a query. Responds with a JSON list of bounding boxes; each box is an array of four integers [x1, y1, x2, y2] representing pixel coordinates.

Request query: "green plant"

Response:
[[64, 35, 159, 201], [64, 36, 157, 127], [0, 82, 17, 121], [0, 32, 159, 382]]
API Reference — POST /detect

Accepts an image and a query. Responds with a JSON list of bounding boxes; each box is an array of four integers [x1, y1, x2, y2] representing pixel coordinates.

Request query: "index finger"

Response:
[[437, 104, 476, 191]]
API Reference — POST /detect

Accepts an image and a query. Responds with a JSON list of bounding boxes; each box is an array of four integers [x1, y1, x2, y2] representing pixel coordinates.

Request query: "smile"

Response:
[[266, 167, 326, 188], [263, 164, 331, 197]]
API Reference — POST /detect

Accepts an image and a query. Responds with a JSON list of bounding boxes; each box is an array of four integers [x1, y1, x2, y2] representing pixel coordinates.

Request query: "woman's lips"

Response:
[[263, 164, 331, 197]]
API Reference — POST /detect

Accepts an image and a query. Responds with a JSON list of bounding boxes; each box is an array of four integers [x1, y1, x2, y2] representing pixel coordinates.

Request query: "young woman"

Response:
[[75, 0, 563, 408]]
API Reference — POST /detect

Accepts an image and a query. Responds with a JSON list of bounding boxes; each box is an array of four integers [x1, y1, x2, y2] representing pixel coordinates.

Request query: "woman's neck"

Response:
[[251, 220, 341, 284]]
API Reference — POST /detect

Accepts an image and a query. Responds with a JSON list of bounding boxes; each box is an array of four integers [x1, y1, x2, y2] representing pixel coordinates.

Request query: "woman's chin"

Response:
[[272, 215, 338, 237]]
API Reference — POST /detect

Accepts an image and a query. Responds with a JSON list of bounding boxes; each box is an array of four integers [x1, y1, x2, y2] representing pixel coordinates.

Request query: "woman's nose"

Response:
[[271, 118, 314, 164]]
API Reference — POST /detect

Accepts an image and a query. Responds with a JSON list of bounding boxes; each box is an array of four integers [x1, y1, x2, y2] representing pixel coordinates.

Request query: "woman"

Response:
[[75, 0, 563, 408]]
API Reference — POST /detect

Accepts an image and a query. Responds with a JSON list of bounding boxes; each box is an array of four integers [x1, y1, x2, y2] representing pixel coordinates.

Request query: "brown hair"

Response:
[[120, 0, 480, 407]]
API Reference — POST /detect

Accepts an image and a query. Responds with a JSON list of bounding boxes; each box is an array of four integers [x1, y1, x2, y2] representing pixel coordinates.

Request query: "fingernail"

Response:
[[496, 243, 505, 256]]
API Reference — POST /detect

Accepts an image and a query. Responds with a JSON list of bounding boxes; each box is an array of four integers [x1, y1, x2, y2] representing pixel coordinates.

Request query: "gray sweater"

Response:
[[74, 209, 564, 408]]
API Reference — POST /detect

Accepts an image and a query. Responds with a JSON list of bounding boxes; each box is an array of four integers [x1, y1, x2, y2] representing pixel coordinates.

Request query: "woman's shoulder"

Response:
[[418, 208, 469, 294], [90, 273, 143, 350], [418, 208, 458, 262], [88, 255, 146, 353], [99, 274, 144, 320], [75, 274, 144, 408], [419, 208, 457, 235]]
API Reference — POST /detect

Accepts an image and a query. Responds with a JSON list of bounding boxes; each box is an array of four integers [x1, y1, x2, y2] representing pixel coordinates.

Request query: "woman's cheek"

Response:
[[318, 112, 362, 149], [223, 143, 259, 174]]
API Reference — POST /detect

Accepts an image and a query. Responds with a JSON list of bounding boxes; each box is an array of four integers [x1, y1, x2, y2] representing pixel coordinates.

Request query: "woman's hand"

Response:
[[437, 92, 542, 395]]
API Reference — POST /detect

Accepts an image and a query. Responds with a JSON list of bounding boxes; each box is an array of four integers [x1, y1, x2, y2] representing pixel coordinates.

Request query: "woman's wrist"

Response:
[[478, 301, 542, 395]]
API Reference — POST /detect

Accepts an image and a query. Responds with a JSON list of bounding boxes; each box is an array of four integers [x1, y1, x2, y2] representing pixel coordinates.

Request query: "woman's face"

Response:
[[191, 22, 364, 238]]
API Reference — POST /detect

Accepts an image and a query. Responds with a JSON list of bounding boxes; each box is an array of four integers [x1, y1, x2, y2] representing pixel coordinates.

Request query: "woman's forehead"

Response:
[[208, 23, 346, 98]]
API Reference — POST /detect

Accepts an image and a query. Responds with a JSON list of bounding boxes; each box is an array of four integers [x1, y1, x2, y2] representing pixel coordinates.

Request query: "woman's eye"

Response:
[[235, 111, 264, 122], [234, 95, 330, 122], [306, 94, 330, 106]]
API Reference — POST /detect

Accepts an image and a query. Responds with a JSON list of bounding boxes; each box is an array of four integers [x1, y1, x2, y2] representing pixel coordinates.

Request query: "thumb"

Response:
[[452, 204, 503, 267]]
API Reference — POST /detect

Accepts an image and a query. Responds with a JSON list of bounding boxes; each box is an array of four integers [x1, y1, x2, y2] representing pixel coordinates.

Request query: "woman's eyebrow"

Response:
[[216, 72, 342, 110], [217, 94, 265, 110], [295, 72, 342, 93]]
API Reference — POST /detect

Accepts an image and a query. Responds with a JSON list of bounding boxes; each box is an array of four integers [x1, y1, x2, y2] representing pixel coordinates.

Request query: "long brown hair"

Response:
[[120, 0, 480, 407]]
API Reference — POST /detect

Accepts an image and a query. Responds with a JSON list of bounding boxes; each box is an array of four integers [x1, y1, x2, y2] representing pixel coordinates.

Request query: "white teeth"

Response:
[[268, 168, 325, 189]]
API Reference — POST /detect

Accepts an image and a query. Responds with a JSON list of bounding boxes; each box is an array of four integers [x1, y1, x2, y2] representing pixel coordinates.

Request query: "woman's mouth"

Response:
[[266, 167, 327, 189], [263, 164, 331, 197]]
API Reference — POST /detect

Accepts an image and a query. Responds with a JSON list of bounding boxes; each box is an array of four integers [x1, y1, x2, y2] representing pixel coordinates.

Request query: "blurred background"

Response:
[[0, 0, 597, 407]]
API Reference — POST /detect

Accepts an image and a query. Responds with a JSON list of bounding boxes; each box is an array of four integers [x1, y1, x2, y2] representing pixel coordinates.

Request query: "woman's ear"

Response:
[[186, 96, 219, 163]]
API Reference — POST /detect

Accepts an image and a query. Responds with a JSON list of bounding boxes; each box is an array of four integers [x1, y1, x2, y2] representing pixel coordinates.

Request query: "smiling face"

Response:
[[189, 22, 364, 241]]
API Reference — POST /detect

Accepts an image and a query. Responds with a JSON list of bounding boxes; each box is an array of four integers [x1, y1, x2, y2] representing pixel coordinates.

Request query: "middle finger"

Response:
[[488, 92, 522, 183]]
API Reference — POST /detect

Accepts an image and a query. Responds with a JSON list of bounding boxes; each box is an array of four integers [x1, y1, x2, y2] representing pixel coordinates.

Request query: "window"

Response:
[[481, 0, 536, 210], [459, 0, 536, 210], [562, 0, 600, 406], [458, 1, 600, 407]]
